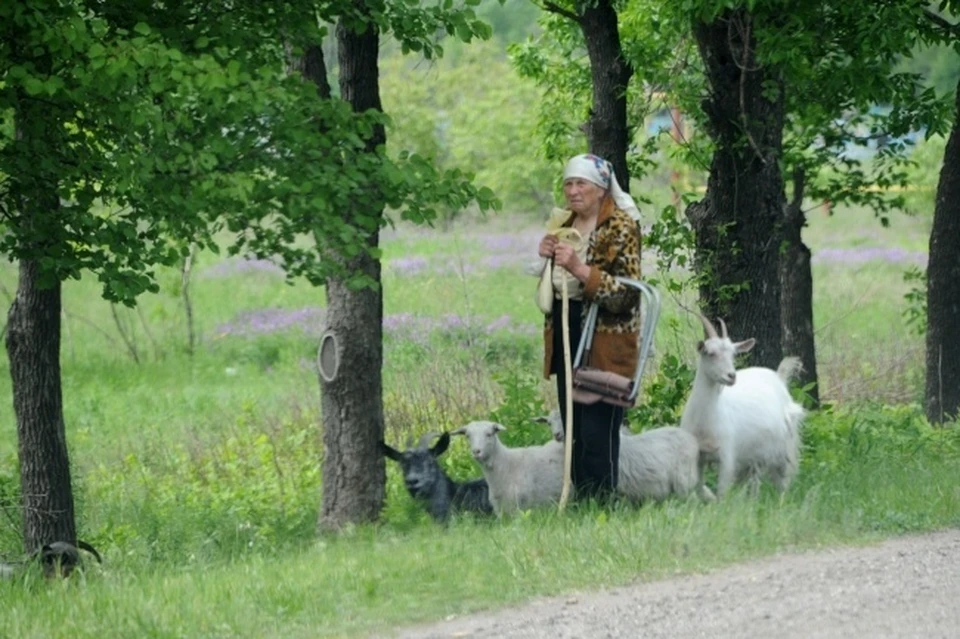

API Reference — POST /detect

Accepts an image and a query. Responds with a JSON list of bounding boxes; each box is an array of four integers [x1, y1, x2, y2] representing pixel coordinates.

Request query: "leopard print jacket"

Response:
[[543, 198, 642, 380]]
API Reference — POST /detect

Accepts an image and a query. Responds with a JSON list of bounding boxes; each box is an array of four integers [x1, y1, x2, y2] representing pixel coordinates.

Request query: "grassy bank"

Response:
[[2, 428, 958, 639]]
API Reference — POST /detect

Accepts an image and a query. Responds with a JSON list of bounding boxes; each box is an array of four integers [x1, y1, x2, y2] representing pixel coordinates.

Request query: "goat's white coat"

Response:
[[680, 323, 805, 497], [618, 426, 714, 502], [453, 421, 563, 515], [542, 409, 713, 503]]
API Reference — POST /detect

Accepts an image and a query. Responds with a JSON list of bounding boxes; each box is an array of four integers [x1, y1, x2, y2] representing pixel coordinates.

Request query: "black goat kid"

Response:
[[380, 432, 492, 522], [1, 539, 102, 580]]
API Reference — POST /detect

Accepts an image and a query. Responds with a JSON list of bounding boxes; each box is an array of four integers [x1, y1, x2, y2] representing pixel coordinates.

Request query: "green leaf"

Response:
[[22, 76, 44, 96]]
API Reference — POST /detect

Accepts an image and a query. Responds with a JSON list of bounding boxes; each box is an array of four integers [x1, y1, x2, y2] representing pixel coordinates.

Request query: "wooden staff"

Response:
[[558, 269, 575, 511], [553, 226, 581, 512]]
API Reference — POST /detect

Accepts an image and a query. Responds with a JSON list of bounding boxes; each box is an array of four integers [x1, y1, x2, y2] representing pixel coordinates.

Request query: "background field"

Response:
[[1, 194, 957, 638]]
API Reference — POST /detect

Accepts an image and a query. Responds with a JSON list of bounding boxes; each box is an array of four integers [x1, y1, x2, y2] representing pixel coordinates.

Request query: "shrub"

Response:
[[85, 405, 322, 562], [627, 352, 695, 431], [487, 369, 551, 447], [802, 403, 960, 474]]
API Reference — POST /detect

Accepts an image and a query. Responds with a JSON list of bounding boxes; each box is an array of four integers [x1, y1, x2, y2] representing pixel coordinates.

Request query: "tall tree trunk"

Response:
[[780, 169, 820, 406], [688, 9, 785, 369], [317, 12, 386, 531], [925, 81, 960, 425], [6, 259, 76, 553], [579, 0, 633, 189]]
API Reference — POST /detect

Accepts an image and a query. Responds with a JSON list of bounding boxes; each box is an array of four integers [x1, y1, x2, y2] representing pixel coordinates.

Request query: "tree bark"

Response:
[[579, 0, 633, 190], [316, 12, 386, 531], [925, 80, 960, 425], [287, 43, 332, 100], [780, 169, 820, 406], [688, 9, 785, 369], [6, 259, 76, 553]]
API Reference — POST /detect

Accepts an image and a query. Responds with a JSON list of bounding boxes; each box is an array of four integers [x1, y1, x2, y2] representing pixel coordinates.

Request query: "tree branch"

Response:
[[181, 245, 197, 356], [924, 8, 960, 38], [110, 304, 141, 364], [541, 1, 581, 23]]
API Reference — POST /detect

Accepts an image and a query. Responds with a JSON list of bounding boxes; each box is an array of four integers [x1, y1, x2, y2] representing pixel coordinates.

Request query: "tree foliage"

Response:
[[511, 0, 954, 386], [0, 0, 499, 302], [512, 0, 951, 223], [381, 39, 555, 215]]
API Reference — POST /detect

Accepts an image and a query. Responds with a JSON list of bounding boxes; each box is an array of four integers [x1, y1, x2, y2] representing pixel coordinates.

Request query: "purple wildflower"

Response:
[[202, 258, 285, 279], [381, 312, 537, 342], [812, 247, 927, 266], [383, 313, 418, 334], [478, 231, 541, 254], [485, 315, 513, 332], [388, 257, 430, 277], [214, 307, 326, 338], [441, 314, 470, 331], [482, 255, 522, 270]]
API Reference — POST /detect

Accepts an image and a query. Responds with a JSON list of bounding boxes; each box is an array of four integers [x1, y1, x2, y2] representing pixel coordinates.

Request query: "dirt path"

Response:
[[388, 528, 960, 639]]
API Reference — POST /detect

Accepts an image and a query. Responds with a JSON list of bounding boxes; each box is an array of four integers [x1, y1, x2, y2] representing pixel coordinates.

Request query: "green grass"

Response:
[[2, 445, 958, 639], [1, 202, 958, 638]]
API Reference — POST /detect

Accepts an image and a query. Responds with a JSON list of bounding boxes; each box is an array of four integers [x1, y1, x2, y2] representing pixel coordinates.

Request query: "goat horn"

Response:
[[696, 312, 718, 339], [77, 540, 102, 564], [418, 431, 440, 449], [717, 318, 728, 339]]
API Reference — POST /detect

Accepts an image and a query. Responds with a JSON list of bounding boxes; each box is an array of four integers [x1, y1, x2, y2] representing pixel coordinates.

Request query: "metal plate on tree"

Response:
[[317, 330, 340, 382]]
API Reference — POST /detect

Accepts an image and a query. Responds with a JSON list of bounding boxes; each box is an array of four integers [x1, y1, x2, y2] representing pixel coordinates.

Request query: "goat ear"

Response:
[[734, 338, 756, 354], [531, 415, 549, 424], [696, 339, 706, 354], [431, 432, 451, 456], [492, 423, 506, 433], [450, 427, 465, 436], [379, 441, 402, 461]]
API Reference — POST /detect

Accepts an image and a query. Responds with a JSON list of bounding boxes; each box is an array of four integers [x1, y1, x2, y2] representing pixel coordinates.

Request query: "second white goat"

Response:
[[452, 421, 563, 516], [680, 315, 806, 498], [540, 409, 714, 503]]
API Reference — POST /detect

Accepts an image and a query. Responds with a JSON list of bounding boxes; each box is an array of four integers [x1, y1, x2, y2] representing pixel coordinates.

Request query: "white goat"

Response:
[[680, 315, 806, 498], [539, 410, 714, 503], [452, 421, 563, 516]]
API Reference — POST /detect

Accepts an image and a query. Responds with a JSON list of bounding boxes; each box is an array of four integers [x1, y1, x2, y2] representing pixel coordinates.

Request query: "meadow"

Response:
[[0, 196, 958, 638]]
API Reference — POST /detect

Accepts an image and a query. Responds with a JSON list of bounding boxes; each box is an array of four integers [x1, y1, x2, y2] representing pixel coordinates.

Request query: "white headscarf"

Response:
[[562, 154, 641, 222]]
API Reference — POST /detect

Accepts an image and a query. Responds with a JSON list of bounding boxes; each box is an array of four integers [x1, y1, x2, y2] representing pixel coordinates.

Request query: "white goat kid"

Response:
[[539, 410, 714, 503], [452, 421, 563, 516], [680, 315, 805, 498]]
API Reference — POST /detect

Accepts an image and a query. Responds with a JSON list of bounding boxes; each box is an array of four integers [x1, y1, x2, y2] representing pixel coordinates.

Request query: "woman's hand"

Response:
[[538, 234, 558, 259], [554, 243, 590, 283]]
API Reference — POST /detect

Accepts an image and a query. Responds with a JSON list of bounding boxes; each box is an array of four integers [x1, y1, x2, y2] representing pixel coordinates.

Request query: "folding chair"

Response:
[[570, 278, 661, 408]]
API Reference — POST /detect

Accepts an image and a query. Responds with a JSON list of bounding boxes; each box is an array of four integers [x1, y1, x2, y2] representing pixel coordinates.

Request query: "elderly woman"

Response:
[[537, 153, 642, 502]]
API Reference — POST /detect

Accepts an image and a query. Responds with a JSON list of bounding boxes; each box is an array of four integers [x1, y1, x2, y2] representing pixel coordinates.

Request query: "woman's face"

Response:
[[563, 178, 606, 216]]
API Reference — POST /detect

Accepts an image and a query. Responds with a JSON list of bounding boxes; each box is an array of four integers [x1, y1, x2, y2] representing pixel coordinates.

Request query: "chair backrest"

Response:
[[573, 278, 661, 405]]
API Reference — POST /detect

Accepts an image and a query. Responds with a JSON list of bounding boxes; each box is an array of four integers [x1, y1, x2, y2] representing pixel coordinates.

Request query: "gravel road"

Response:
[[387, 528, 960, 639]]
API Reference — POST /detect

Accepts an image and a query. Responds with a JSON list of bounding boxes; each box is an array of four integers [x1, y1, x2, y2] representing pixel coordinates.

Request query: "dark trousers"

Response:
[[551, 299, 622, 501]]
